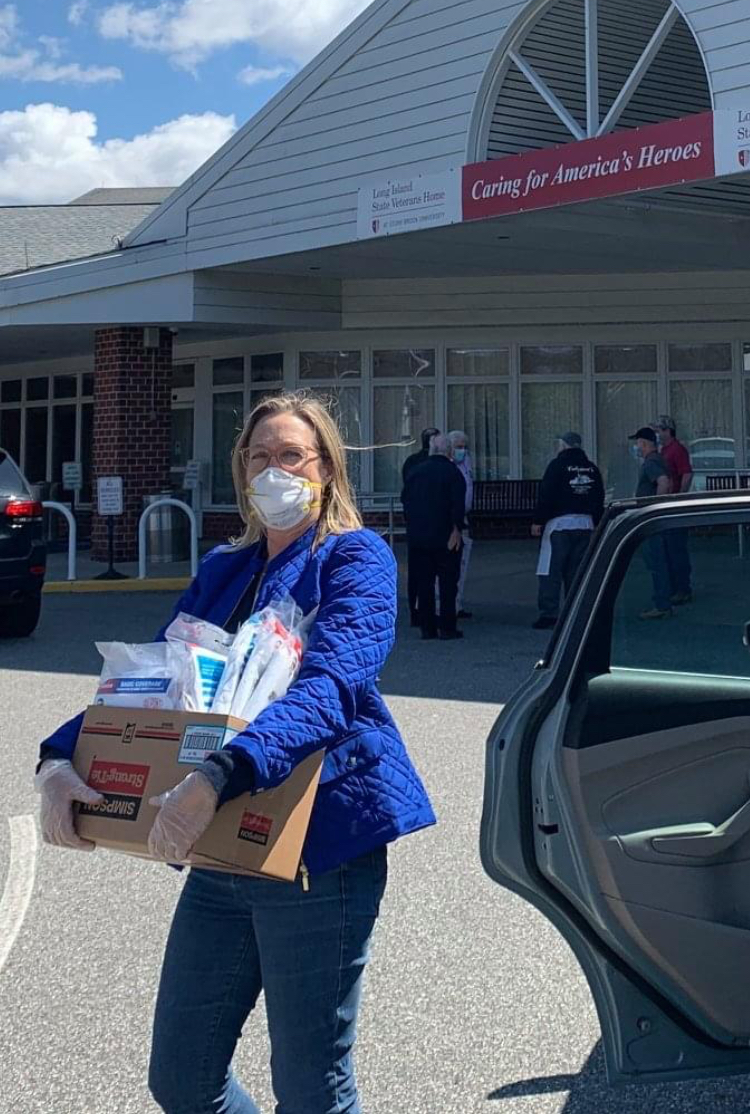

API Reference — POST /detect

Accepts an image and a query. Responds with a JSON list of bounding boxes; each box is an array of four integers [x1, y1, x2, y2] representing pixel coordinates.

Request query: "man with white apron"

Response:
[[531, 432, 605, 631]]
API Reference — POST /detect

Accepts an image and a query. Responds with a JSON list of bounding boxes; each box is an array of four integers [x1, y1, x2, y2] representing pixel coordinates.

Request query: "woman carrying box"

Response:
[[35, 392, 436, 1114]]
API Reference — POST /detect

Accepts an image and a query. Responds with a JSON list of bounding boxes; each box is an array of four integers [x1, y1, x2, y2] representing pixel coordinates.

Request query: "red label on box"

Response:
[[87, 760, 150, 796], [238, 811, 273, 846]]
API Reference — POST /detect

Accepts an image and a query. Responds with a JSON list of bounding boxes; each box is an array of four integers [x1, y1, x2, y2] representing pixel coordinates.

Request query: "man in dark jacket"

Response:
[[401, 426, 439, 625], [531, 432, 605, 630], [402, 434, 465, 641]]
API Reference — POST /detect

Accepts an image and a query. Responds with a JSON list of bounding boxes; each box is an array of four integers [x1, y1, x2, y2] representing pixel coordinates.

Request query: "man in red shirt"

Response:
[[654, 415, 693, 603]]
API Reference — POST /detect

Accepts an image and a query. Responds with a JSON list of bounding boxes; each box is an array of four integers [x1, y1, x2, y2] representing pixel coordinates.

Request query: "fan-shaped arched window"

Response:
[[480, 0, 711, 161]]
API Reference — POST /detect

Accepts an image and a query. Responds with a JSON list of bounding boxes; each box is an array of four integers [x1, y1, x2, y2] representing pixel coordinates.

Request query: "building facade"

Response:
[[2, 0, 750, 555]]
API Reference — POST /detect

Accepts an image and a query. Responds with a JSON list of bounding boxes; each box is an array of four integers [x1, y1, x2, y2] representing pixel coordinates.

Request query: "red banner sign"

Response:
[[462, 112, 716, 221]]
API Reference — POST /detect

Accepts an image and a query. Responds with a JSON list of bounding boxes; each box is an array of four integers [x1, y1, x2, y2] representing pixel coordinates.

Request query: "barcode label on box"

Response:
[[179, 725, 238, 764]]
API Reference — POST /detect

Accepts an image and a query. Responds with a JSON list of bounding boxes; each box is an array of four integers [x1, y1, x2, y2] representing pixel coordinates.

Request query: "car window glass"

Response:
[[611, 522, 750, 677], [0, 451, 28, 496]]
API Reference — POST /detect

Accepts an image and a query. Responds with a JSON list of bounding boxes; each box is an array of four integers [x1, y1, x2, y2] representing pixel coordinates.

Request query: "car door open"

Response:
[[481, 496, 750, 1086]]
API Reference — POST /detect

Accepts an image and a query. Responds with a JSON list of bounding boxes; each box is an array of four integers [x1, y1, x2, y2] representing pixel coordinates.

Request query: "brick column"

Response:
[[92, 327, 172, 562]]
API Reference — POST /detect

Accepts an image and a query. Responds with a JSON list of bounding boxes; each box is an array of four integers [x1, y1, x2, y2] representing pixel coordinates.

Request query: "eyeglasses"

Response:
[[239, 444, 321, 472]]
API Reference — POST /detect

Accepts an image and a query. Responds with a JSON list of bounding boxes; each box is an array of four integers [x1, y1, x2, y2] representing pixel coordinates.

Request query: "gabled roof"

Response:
[[70, 187, 175, 206], [0, 201, 166, 277]]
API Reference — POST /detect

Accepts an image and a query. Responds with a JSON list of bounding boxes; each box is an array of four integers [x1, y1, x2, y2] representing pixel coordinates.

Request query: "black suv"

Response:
[[0, 449, 45, 636]]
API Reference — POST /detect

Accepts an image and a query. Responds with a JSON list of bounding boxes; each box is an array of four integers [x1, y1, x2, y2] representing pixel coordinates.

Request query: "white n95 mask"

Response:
[[245, 467, 322, 531]]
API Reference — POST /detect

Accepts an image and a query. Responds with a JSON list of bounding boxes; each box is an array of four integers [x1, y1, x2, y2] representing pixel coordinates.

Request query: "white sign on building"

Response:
[[357, 169, 461, 239], [713, 105, 750, 178]]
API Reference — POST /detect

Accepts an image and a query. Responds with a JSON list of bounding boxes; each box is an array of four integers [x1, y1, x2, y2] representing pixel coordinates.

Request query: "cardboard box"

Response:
[[71, 706, 324, 881]]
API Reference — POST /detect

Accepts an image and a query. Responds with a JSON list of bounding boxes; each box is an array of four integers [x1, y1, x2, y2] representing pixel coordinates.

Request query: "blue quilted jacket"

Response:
[[40, 527, 436, 873]]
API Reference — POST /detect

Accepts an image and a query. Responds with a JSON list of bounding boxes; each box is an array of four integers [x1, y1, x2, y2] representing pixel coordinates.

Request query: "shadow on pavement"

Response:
[[489, 1041, 750, 1111], [4, 542, 548, 703]]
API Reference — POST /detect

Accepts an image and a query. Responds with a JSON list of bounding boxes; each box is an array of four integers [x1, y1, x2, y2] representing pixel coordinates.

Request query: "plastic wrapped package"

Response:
[[211, 613, 263, 715], [228, 612, 304, 722], [165, 611, 234, 713], [94, 642, 180, 709], [163, 613, 234, 656], [233, 624, 303, 723]]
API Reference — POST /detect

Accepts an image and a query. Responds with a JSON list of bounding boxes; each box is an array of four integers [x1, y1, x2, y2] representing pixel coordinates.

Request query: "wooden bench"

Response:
[[705, 473, 750, 492], [469, 479, 541, 539]]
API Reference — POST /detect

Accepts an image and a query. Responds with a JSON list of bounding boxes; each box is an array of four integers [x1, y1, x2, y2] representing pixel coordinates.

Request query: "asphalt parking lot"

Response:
[[3, 543, 750, 1112]]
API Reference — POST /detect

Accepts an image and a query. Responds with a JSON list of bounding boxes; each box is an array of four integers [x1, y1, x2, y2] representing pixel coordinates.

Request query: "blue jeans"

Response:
[[643, 535, 672, 612], [665, 528, 692, 596], [149, 849, 388, 1114]]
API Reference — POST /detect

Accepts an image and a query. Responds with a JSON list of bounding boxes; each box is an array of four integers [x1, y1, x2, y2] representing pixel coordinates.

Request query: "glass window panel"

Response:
[[373, 349, 435, 379], [612, 524, 750, 676], [446, 348, 510, 378], [24, 408, 48, 484], [447, 383, 510, 480], [522, 382, 583, 478], [80, 403, 93, 502], [27, 376, 49, 401], [251, 352, 284, 383], [213, 358, 244, 386], [373, 385, 435, 491], [595, 345, 657, 375], [299, 351, 361, 380], [53, 375, 77, 399], [306, 386, 363, 491], [0, 410, 21, 464], [596, 381, 658, 501], [668, 344, 732, 373], [744, 343, 750, 373], [171, 408, 194, 469], [1, 380, 21, 403], [51, 404, 77, 491], [81, 373, 94, 397], [172, 364, 195, 390], [521, 345, 583, 376], [670, 380, 735, 478], [248, 386, 283, 415], [212, 392, 243, 503]]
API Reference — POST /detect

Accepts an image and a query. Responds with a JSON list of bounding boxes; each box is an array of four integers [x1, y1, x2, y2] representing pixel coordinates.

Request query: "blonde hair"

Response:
[[230, 391, 362, 548]]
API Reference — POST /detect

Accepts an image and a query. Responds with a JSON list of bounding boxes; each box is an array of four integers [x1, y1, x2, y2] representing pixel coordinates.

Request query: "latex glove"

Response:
[[35, 759, 104, 852], [148, 771, 218, 863]]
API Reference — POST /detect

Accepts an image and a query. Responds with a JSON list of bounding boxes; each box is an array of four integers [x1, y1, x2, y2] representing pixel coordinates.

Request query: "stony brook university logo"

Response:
[[237, 810, 273, 847], [80, 760, 150, 822]]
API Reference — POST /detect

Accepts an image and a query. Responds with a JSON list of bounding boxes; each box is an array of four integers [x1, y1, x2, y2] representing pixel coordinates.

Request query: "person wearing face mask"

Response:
[[629, 425, 673, 619], [448, 430, 474, 619], [35, 392, 436, 1114]]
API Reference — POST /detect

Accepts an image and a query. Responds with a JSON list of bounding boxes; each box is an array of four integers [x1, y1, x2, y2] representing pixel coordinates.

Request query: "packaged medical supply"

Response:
[[94, 641, 179, 709], [210, 613, 263, 715]]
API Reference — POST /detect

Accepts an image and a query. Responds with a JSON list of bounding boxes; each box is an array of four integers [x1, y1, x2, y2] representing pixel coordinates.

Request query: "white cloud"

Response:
[[237, 64, 290, 87], [0, 102, 236, 204], [68, 0, 90, 25], [0, 3, 122, 83], [98, 0, 370, 67]]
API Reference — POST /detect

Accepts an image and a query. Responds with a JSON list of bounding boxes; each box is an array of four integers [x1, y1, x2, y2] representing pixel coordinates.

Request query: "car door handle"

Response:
[[650, 791, 750, 859]]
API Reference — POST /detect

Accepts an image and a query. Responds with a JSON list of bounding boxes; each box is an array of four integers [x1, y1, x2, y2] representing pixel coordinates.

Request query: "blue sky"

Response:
[[0, 0, 368, 203]]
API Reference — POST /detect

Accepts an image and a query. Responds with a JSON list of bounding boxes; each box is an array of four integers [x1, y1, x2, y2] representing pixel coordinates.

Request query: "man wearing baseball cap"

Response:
[[531, 432, 605, 630], [654, 415, 693, 604], [629, 426, 672, 618]]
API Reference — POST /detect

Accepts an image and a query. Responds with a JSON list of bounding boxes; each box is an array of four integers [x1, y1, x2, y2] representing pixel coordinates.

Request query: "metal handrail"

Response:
[[138, 498, 198, 580], [355, 492, 404, 549], [42, 502, 77, 581]]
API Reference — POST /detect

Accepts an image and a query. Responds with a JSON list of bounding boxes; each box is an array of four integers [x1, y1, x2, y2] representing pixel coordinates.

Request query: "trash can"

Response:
[[143, 493, 190, 564]]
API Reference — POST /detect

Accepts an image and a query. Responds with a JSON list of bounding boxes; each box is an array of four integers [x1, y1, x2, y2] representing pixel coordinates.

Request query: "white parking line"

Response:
[[0, 815, 37, 974]]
